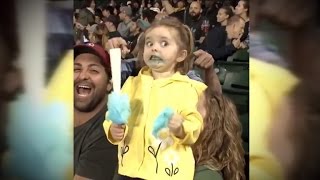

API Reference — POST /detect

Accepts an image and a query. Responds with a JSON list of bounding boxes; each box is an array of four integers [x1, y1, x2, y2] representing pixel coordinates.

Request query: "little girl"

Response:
[[103, 17, 206, 180], [194, 88, 245, 180]]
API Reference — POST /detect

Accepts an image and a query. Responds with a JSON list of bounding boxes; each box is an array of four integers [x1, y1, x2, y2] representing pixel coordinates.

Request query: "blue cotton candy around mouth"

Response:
[[106, 91, 131, 125], [152, 107, 174, 138]]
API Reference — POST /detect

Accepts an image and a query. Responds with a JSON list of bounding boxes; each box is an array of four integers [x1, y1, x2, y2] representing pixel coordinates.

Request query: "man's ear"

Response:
[[107, 79, 113, 93], [176, 50, 188, 63]]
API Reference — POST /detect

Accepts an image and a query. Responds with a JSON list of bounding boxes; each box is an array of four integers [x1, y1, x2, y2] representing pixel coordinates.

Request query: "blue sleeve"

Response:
[[121, 59, 137, 87], [187, 70, 204, 82]]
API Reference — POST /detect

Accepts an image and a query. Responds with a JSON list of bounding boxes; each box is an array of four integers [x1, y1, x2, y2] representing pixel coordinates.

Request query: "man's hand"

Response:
[[168, 114, 185, 138], [193, 49, 222, 94], [110, 123, 126, 141], [105, 37, 130, 58], [232, 39, 241, 49], [193, 49, 214, 69]]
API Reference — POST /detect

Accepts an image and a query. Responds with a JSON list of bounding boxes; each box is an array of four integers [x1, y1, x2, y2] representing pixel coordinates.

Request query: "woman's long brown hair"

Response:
[[193, 88, 245, 180]]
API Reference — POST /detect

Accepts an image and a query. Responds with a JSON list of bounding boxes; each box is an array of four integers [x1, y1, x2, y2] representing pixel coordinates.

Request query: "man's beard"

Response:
[[74, 92, 106, 112], [191, 13, 201, 20]]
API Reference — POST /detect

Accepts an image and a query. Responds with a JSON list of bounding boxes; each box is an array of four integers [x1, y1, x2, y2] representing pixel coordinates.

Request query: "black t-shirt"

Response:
[[126, 33, 140, 52], [109, 31, 122, 39], [74, 107, 118, 180], [186, 16, 208, 41]]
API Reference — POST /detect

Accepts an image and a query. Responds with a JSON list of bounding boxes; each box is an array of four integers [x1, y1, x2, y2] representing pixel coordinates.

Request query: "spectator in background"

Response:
[[89, 23, 108, 46], [202, 0, 220, 27], [153, 0, 163, 10], [234, 0, 249, 42], [74, 11, 84, 45], [117, 6, 133, 38], [104, 15, 121, 39], [126, 17, 143, 53], [109, 0, 116, 7], [78, 0, 96, 27], [131, 0, 141, 17], [176, 0, 186, 10], [187, 1, 208, 46], [142, 9, 157, 24], [113, 5, 121, 17], [102, 5, 114, 19], [216, 6, 234, 28], [200, 15, 245, 61], [94, 8, 103, 24]]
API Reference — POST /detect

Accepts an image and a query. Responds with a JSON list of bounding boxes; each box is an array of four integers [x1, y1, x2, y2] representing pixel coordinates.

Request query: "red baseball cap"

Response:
[[74, 43, 111, 71]]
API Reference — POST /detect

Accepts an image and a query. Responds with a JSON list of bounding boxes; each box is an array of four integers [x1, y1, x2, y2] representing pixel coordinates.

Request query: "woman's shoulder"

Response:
[[194, 165, 223, 180]]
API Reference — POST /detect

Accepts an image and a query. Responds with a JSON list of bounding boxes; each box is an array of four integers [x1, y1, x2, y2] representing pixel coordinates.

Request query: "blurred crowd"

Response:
[[73, 0, 249, 61]]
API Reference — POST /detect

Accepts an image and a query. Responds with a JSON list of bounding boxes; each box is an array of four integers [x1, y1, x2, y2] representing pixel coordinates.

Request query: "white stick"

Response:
[[109, 48, 122, 93], [17, 0, 46, 100]]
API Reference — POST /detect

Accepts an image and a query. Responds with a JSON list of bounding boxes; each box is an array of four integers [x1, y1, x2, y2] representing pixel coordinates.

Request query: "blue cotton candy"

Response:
[[107, 91, 131, 125], [152, 107, 174, 137]]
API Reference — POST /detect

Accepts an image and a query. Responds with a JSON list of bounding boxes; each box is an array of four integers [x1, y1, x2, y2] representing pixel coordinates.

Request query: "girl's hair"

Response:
[[220, 6, 234, 19], [193, 88, 245, 180], [139, 16, 194, 74]]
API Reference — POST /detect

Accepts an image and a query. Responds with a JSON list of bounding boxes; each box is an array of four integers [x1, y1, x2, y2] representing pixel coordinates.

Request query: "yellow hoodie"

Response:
[[250, 58, 299, 180], [103, 67, 206, 180]]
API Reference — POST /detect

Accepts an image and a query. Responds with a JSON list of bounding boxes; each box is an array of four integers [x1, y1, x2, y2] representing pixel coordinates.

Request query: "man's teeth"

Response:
[[78, 85, 90, 89]]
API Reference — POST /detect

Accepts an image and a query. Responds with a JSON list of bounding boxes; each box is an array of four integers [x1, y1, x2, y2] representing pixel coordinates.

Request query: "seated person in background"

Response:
[[88, 23, 108, 46], [126, 17, 143, 53], [216, 6, 234, 28], [186, 1, 208, 47], [141, 9, 157, 24], [104, 15, 121, 39], [101, 5, 115, 19], [200, 15, 245, 61], [117, 6, 133, 38], [94, 8, 103, 24], [234, 0, 249, 42]]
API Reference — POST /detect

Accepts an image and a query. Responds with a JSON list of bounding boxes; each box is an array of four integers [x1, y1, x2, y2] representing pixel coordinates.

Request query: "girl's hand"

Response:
[[168, 114, 185, 138]]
